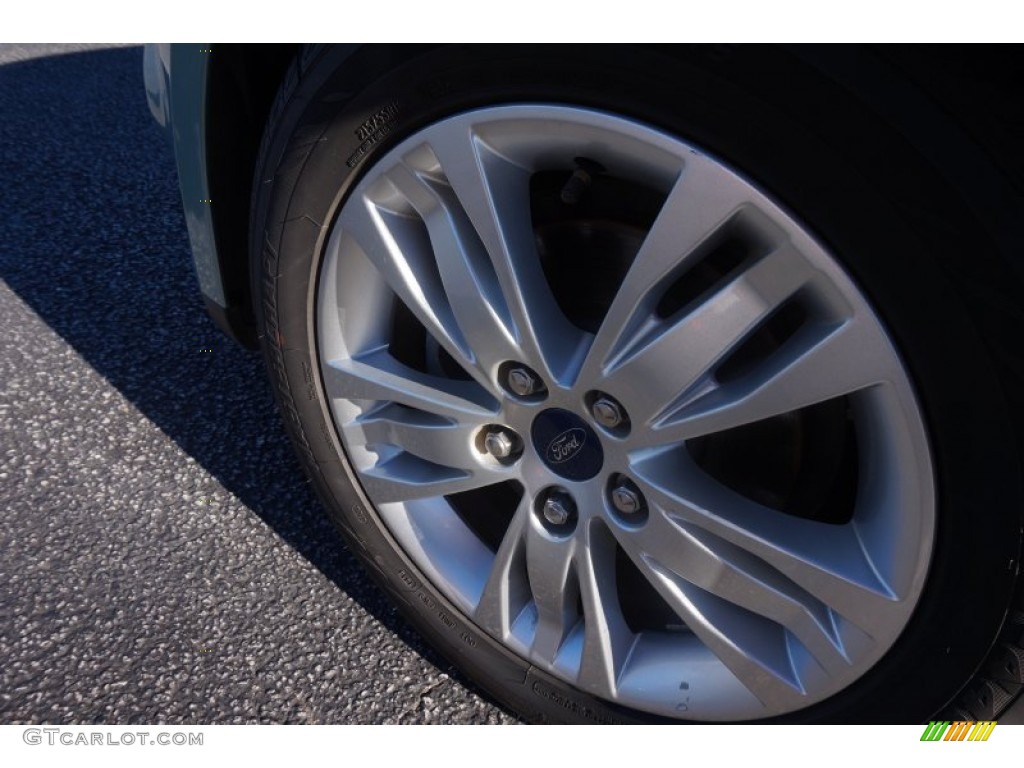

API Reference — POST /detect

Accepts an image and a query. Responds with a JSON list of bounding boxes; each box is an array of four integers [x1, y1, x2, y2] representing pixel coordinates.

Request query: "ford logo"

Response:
[[546, 428, 587, 464]]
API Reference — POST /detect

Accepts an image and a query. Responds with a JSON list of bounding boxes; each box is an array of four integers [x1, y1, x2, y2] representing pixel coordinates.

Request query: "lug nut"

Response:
[[482, 426, 520, 461], [591, 397, 624, 429], [610, 479, 644, 515], [484, 429, 514, 459], [542, 494, 574, 526], [506, 366, 540, 397]]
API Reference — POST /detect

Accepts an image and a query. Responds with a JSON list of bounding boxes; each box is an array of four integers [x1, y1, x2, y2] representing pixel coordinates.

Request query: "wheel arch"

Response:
[[199, 44, 1024, 356]]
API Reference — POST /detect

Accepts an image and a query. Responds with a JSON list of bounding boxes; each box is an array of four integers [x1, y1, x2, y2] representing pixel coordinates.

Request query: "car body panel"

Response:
[[145, 43, 225, 307]]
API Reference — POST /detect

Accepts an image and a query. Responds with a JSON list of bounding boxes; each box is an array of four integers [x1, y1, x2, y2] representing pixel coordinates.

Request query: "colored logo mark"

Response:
[[920, 720, 997, 742]]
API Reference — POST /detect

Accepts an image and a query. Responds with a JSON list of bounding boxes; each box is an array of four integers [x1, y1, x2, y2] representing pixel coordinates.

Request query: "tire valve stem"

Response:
[[560, 157, 605, 205]]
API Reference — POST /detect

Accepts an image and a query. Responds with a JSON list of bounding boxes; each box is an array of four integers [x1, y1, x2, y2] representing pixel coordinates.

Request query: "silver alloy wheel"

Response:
[[316, 105, 935, 721]]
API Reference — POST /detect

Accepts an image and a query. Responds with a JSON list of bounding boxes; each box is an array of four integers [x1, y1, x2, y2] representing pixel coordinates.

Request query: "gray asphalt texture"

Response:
[[0, 44, 515, 725]]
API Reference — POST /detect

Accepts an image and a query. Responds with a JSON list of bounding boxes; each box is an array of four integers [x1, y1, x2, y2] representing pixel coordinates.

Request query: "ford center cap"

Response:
[[531, 408, 603, 482]]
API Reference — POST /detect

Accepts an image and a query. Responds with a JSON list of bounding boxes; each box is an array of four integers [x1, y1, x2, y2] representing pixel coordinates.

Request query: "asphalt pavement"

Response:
[[0, 43, 514, 724]]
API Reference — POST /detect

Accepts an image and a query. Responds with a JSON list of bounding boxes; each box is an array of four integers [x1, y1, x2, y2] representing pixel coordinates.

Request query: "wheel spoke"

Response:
[[337, 195, 480, 381], [381, 161, 521, 377], [630, 451, 901, 637], [475, 506, 531, 639], [351, 403, 488, 475], [357, 452, 509, 504], [577, 157, 755, 384], [600, 243, 816, 427], [614, 508, 853, 682], [574, 520, 633, 699], [477, 505, 631, 695], [646, 316, 893, 444], [634, 560, 810, 709], [322, 350, 497, 422], [424, 128, 586, 385], [522, 516, 579, 666]]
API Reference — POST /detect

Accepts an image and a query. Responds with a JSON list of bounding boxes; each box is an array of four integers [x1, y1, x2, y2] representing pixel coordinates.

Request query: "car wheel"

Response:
[[251, 45, 1024, 723]]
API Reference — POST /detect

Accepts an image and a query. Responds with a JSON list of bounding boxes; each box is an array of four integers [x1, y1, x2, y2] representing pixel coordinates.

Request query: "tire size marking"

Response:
[[529, 679, 622, 725], [317, 416, 333, 451], [396, 569, 419, 591], [301, 361, 317, 401], [346, 102, 399, 168], [407, 576, 477, 647], [350, 503, 368, 525]]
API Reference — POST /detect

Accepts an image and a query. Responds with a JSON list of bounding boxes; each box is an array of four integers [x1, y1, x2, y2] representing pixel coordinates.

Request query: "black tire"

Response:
[[250, 44, 1024, 723]]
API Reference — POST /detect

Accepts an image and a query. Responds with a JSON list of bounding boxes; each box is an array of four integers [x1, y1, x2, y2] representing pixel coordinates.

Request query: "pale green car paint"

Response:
[[144, 43, 224, 306]]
